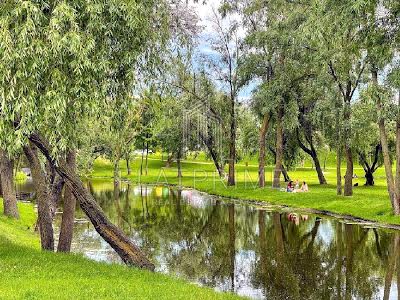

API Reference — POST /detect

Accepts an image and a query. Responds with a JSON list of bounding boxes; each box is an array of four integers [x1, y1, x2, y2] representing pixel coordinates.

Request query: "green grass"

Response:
[[0, 202, 242, 300], [89, 154, 400, 226]]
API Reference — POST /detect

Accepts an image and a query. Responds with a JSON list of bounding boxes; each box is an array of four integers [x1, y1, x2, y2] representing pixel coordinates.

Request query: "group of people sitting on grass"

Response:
[[286, 179, 309, 193]]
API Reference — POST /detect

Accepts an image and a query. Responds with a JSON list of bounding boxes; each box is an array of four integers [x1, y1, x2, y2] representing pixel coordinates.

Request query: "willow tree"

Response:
[[0, 0, 170, 268], [232, 0, 307, 188], [302, 0, 370, 196]]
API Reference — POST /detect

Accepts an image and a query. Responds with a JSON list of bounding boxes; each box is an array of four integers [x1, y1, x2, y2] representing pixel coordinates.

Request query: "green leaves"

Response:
[[0, 0, 170, 157]]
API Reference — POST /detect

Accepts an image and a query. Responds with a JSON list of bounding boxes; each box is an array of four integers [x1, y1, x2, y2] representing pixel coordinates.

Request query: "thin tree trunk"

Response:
[[336, 107, 343, 195], [140, 142, 145, 175], [0, 150, 19, 219], [281, 164, 291, 182], [258, 114, 271, 187], [273, 105, 284, 188], [228, 95, 236, 186], [343, 100, 353, 196], [145, 137, 149, 176], [113, 159, 120, 190], [23, 143, 54, 251], [177, 147, 182, 178], [126, 154, 131, 175], [395, 90, 400, 205], [57, 150, 77, 252], [373, 69, 399, 213], [29, 133, 154, 269]]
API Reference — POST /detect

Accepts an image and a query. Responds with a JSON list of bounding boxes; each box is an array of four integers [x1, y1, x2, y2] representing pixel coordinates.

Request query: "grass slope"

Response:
[[0, 202, 241, 300], [90, 155, 400, 225]]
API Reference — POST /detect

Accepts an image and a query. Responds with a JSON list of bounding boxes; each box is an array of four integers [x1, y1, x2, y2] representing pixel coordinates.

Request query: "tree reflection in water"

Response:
[[50, 181, 400, 299]]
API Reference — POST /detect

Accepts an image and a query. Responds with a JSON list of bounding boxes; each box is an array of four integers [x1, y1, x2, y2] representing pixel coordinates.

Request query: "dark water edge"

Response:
[[16, 180, 400, 299]]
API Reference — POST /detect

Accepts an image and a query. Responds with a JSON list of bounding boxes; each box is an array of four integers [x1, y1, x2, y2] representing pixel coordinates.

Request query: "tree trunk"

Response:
[[165, 153, 173, 168], [258, 114, 271, 188], [140, 142, 145, 175], [297, 129, 327, 185], [273, 105, 284, 188], [113, 159, 120, 190], [126, 154, 131, 175], [365, 170, 374, 186], [281, 164, 290, 182], [57, 150, 77, 252], [228, 94, 236, 186], [177, 147, 182, 178], [336, 105, 343, 195], [395, 89, 400, 206], [23, 143, 54, 251], [145, 138, 149, 176], [199, 131, 224, 177], [312, 151, 327, 185], [373, 69, 399, 214], [29, 133, 155, 269], [0, 150, 19, 219], [343, 100, 353, 196]]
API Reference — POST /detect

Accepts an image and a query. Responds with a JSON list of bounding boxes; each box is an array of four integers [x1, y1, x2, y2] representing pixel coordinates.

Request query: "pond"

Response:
[[18, 180, 400, 299]]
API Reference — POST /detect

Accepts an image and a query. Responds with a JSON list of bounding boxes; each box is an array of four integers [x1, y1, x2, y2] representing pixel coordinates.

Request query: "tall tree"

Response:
[[205, 9, 241, 186]]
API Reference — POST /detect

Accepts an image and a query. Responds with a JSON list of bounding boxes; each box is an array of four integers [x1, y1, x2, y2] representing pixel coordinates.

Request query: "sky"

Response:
[[190, 0, 256, 103]]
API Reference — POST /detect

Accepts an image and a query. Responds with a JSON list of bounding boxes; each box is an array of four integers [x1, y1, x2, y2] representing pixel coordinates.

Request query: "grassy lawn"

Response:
[[0, 202, 242, 300], [89, 155, 400, 226]]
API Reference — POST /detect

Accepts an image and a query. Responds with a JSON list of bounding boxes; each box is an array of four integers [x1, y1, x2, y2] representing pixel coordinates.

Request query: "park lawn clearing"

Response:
[[90, 155, 400, 226], [0, 202, 242, 300]]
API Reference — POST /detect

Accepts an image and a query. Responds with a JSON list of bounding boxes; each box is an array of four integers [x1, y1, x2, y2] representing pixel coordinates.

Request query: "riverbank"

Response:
[[90, 156, 400, 226], [0, 202, 241, 300]]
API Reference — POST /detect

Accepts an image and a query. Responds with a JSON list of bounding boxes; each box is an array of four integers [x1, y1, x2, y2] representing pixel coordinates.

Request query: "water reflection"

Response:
[[34, 181, 400, 299]]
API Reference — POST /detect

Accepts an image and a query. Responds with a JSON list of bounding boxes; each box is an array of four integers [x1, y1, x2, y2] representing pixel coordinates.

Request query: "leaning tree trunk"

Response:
[[343, 100, 353, 196], [0, 150, 19, 219], [281, 165, 291, 183], [29, 133, 155, 269], [199, 131, 224, 178], [258, 114, 271, 188], [23, 143, 54, 251], [373, 69, 399, 214], [273, 106, 284, 188], [379, 117, 398, 213], [297, 130, 327, 185], [57, 150, 77, 252], [311, 150, 327, 185]]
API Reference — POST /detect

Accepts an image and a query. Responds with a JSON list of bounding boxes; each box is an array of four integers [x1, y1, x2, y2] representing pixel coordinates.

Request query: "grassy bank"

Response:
[[0, 202, 241, 300], [90, 155, 400, 225]]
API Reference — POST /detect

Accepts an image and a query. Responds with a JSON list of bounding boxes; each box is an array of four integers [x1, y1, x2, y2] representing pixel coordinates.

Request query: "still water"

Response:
[[18, 180, 400, 299]]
